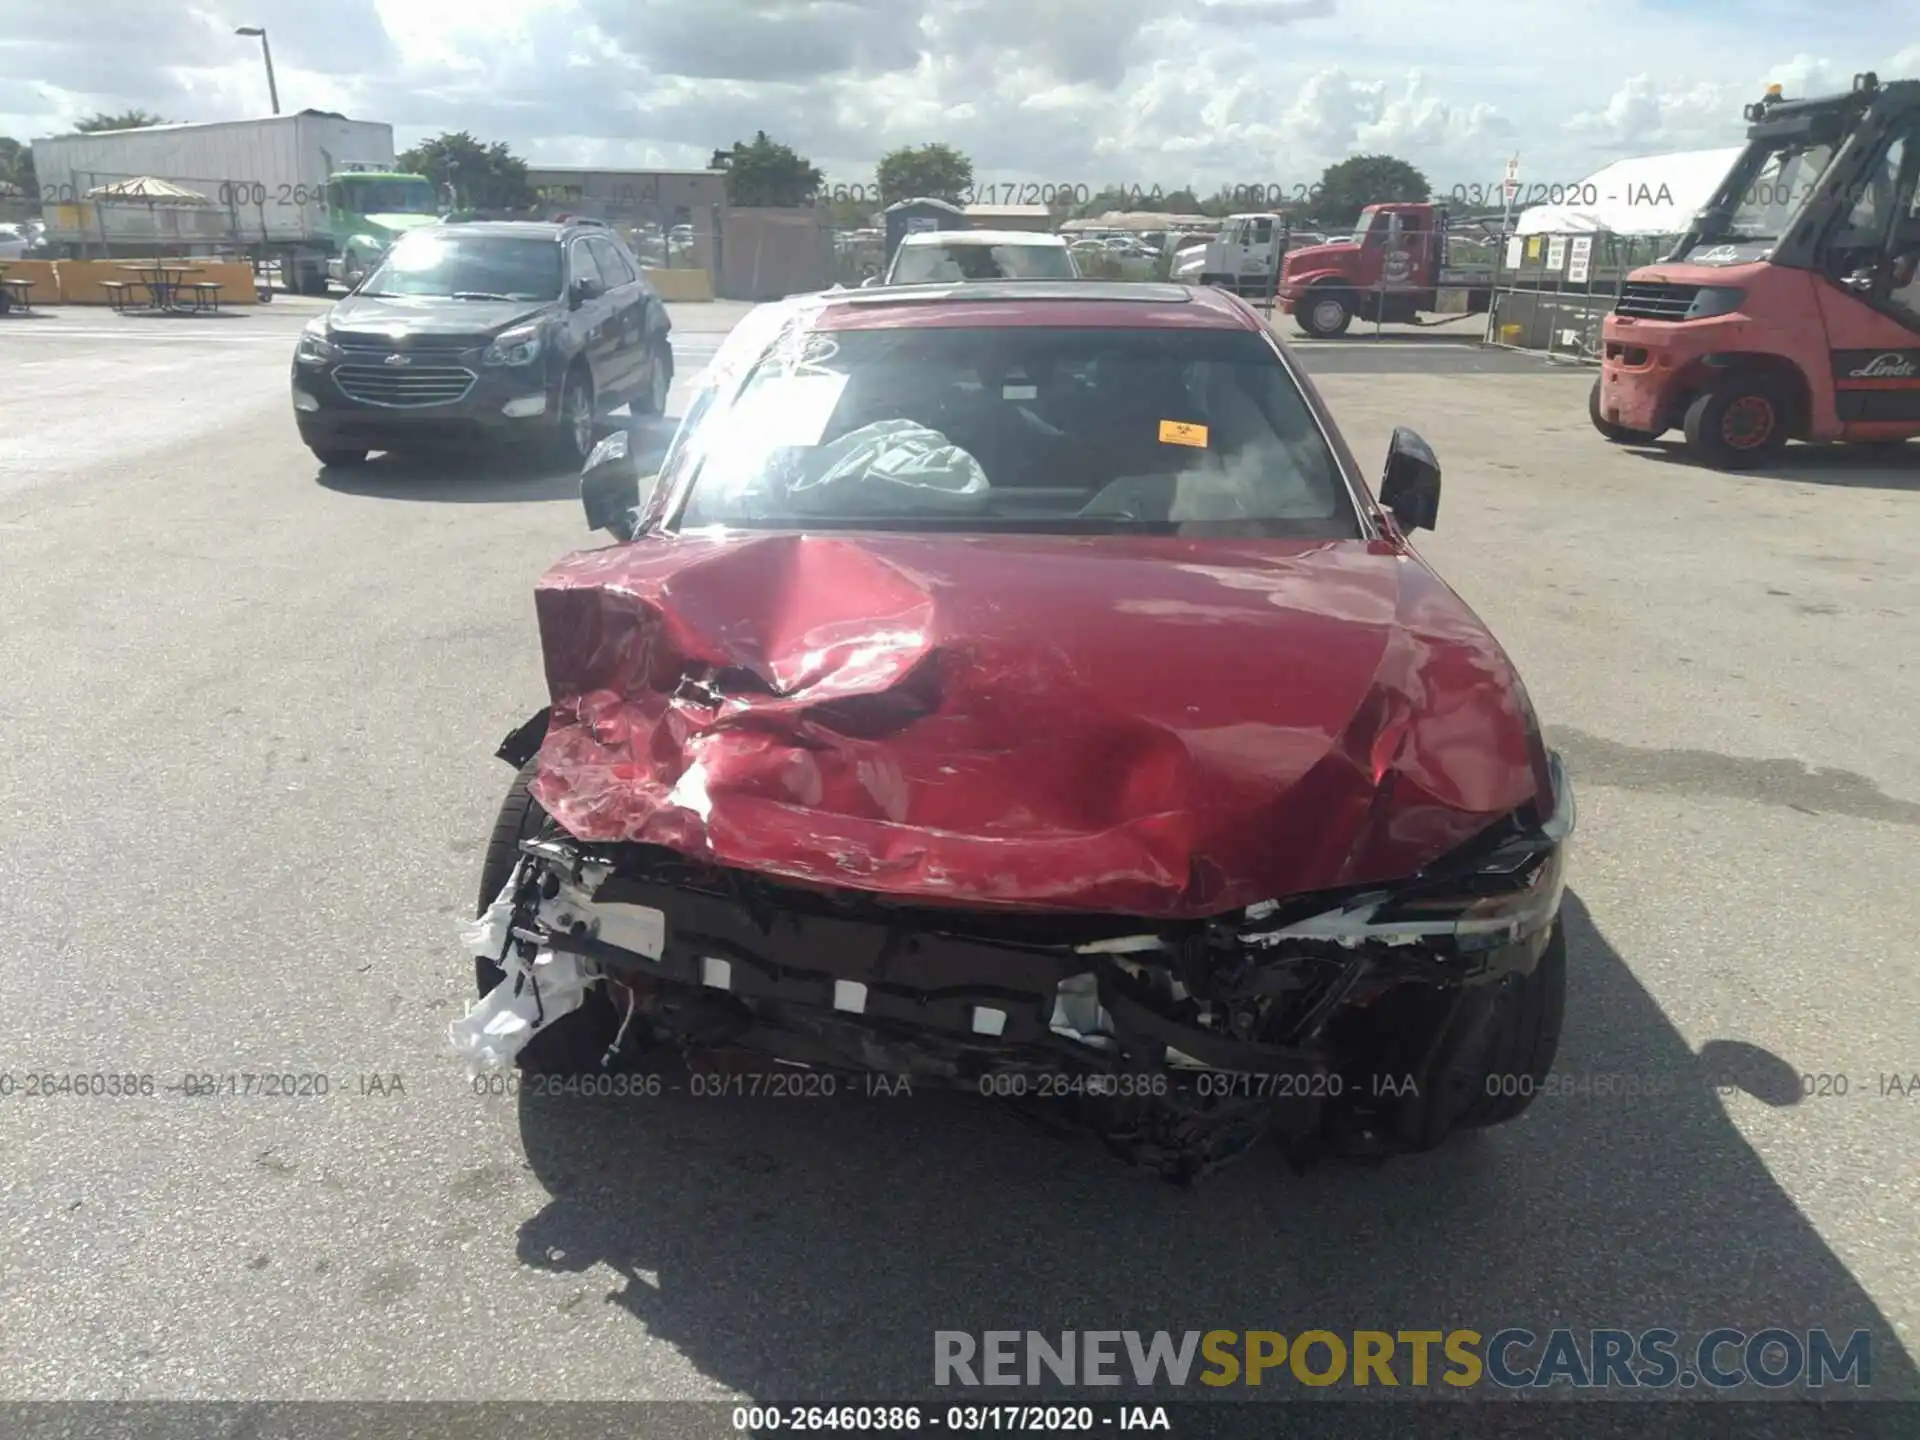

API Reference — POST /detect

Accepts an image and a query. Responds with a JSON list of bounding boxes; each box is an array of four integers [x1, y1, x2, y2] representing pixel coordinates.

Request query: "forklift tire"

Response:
[[1297, 289, 1353, 338], [1589, 377, 1659, 444], [1683, 374, 1790, 470]]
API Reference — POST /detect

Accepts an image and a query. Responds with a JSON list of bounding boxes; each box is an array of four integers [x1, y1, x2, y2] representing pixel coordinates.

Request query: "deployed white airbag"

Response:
[[783, 420, 991, 514]]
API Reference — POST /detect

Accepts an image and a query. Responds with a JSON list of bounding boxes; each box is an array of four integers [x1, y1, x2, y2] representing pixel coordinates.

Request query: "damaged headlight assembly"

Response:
[[1244, 753, 1574, 954]]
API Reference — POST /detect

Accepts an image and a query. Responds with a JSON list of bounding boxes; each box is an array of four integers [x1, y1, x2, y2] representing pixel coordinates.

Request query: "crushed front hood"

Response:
[[529, 532, 1549, 918]]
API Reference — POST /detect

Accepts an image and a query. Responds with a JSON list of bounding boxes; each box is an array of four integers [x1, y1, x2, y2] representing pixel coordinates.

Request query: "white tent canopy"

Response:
[[1515, 147, 1743, 236]]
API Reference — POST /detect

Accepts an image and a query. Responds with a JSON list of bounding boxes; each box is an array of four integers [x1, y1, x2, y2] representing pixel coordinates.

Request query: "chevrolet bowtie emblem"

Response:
[[384, 353, 411, 366]]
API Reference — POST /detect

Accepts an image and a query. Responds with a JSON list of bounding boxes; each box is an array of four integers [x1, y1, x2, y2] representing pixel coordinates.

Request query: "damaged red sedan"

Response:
[[454, 281, 1574, 1182]]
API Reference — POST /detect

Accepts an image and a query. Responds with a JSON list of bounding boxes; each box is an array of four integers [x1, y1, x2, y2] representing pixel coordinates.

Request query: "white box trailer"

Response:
[[32, 111, 398, 289]]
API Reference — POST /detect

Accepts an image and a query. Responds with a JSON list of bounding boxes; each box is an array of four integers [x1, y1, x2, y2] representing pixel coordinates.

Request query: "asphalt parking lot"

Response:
[[0, 293, 1916, 1416]]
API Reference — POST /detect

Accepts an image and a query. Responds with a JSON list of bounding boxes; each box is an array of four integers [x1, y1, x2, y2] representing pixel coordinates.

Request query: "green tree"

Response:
[[874, 143, 973, 207], [397, 131, 535, 211], [710, 131, 822, 208], [1313, 154, 1430, 228], [0, 136, 35, 197], [73, 110, 170, 133]]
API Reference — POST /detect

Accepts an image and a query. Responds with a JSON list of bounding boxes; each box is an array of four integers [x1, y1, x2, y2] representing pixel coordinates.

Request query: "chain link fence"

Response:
[[1484, 232, 1679, 363]]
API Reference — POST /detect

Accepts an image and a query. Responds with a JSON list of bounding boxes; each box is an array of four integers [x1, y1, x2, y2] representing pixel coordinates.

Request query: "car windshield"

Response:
[[891, 242, 1077, 282], [344, 179, 439, 215], [673, 322, 1359, 538], [358, 233, 562, 300]]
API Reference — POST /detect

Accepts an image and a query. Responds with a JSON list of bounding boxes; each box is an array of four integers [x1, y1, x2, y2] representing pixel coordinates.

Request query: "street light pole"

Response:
[[235, 27, 280, 115]]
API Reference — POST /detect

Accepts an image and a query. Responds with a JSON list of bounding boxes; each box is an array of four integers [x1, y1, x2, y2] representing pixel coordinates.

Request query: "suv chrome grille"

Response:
[[1613, 282, 1700, 320], [333, 337, 477, 361], [332, 363, 476, 407]]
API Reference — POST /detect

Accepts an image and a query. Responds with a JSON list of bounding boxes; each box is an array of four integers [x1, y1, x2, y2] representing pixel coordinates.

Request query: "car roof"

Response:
[[428, 221, 579, 240], [808, 282, 1263, 331], [898, 229, 1068, 247]]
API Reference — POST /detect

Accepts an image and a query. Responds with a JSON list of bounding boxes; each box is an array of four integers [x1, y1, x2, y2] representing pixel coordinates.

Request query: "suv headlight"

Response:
[[1685, 286, 1746, 320], [295, 320, 338, 366], [484, 323, 543, 366]]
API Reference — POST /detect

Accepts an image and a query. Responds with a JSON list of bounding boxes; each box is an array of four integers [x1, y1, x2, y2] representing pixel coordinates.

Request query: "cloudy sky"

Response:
[[1, 0, 1916, 195]]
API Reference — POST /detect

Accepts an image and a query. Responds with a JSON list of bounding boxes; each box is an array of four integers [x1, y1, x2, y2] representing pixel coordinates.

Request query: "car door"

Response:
[[566, 236, 617, 397], [1811, 122, 1920, 436], [587, 235, 646, 402]]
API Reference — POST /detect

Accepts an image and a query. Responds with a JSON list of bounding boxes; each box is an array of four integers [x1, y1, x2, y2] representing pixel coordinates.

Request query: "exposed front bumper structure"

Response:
[[461, 752, 1573, 1181]]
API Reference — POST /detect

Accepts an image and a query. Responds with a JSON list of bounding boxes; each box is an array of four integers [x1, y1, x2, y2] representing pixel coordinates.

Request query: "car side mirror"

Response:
[[569, 277, 599, 308], [580, 430, 648, 541], [1379, 427, 1440, 532]]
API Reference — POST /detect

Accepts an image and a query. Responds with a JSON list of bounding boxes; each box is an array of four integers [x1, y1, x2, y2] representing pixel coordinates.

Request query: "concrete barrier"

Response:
[[0, 258, 60, 305], [645, 267, 713, 302], [52, 259, 262, 305]]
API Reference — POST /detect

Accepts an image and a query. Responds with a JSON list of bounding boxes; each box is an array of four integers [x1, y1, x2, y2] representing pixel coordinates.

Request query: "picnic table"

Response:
[[0, 260, 30, 314], [117, 262, 206, 311]]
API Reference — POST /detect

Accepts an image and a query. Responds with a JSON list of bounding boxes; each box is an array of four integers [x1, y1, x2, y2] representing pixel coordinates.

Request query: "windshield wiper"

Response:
[[451, 291, 520, 301]]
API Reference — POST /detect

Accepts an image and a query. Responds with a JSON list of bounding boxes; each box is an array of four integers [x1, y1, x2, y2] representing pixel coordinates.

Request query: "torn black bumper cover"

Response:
[[454, 754, 1574, 1179]]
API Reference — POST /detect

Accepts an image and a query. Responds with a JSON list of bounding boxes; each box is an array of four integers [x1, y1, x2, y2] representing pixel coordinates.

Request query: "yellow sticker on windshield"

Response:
[[1159, 420, 1208, 447]]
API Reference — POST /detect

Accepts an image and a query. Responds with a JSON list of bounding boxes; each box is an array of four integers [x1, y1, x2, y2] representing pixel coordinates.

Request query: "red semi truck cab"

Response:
[[1276, 202, 1498, 337], [1593, 72, 1920, 469]]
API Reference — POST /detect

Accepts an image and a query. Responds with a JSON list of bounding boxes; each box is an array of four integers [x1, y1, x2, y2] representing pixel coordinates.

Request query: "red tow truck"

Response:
[[1592, 72, 1920, 468], [1274, 203, 1502, 337]]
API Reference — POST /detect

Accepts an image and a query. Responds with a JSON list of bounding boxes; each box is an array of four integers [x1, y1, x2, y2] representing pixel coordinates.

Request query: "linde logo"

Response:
[[1850, 353, 1917, 378]]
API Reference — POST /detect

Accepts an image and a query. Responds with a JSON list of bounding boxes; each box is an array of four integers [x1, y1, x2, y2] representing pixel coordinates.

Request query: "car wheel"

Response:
[[633, 341, 673, 416], [1454, 923, 1567, 1129], [547, 367, 595, 465], [307, 445, 368, 467], [1588, 376, 1659, 444], [474, 758, 622, 1075], [1683, 374, 1790, 470], [1298, 290, 1353, 338]]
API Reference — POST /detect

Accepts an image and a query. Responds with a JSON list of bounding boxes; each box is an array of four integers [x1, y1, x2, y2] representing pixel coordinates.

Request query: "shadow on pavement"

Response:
[[114, 307, 250, 322], [1633, 440, 1920, 491], [314, 416, 676, 503], [506, 889, 1918, 1404]]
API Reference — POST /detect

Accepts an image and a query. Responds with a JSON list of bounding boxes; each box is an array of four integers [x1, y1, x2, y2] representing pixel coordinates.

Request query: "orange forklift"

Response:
[[1592, 72, 1920, 469]]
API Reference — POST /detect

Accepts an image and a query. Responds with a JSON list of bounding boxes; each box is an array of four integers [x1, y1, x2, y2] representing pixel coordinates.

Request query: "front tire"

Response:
[[546, 367, 596, 465], [1589, 377, 1659, 444], [1297, 289, 1353, 338], [1456, 923, 1567, 1129], [1683, 374, 1790, 470], [474, 759, 621, 1074]]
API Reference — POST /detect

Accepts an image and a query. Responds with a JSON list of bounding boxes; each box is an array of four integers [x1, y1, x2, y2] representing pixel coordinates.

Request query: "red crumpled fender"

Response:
[[528, 531, 1550, 918]]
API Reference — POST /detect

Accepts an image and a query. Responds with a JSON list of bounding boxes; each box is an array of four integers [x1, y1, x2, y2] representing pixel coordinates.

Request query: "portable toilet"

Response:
[[883, 197, 968, 264]]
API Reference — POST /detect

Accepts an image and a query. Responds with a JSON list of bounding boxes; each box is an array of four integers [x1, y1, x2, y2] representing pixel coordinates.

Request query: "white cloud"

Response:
[[0, 0, 1915, 192]]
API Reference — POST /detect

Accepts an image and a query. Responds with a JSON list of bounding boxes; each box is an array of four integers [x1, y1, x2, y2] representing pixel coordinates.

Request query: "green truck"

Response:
[[322, 164, 443, 288]]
